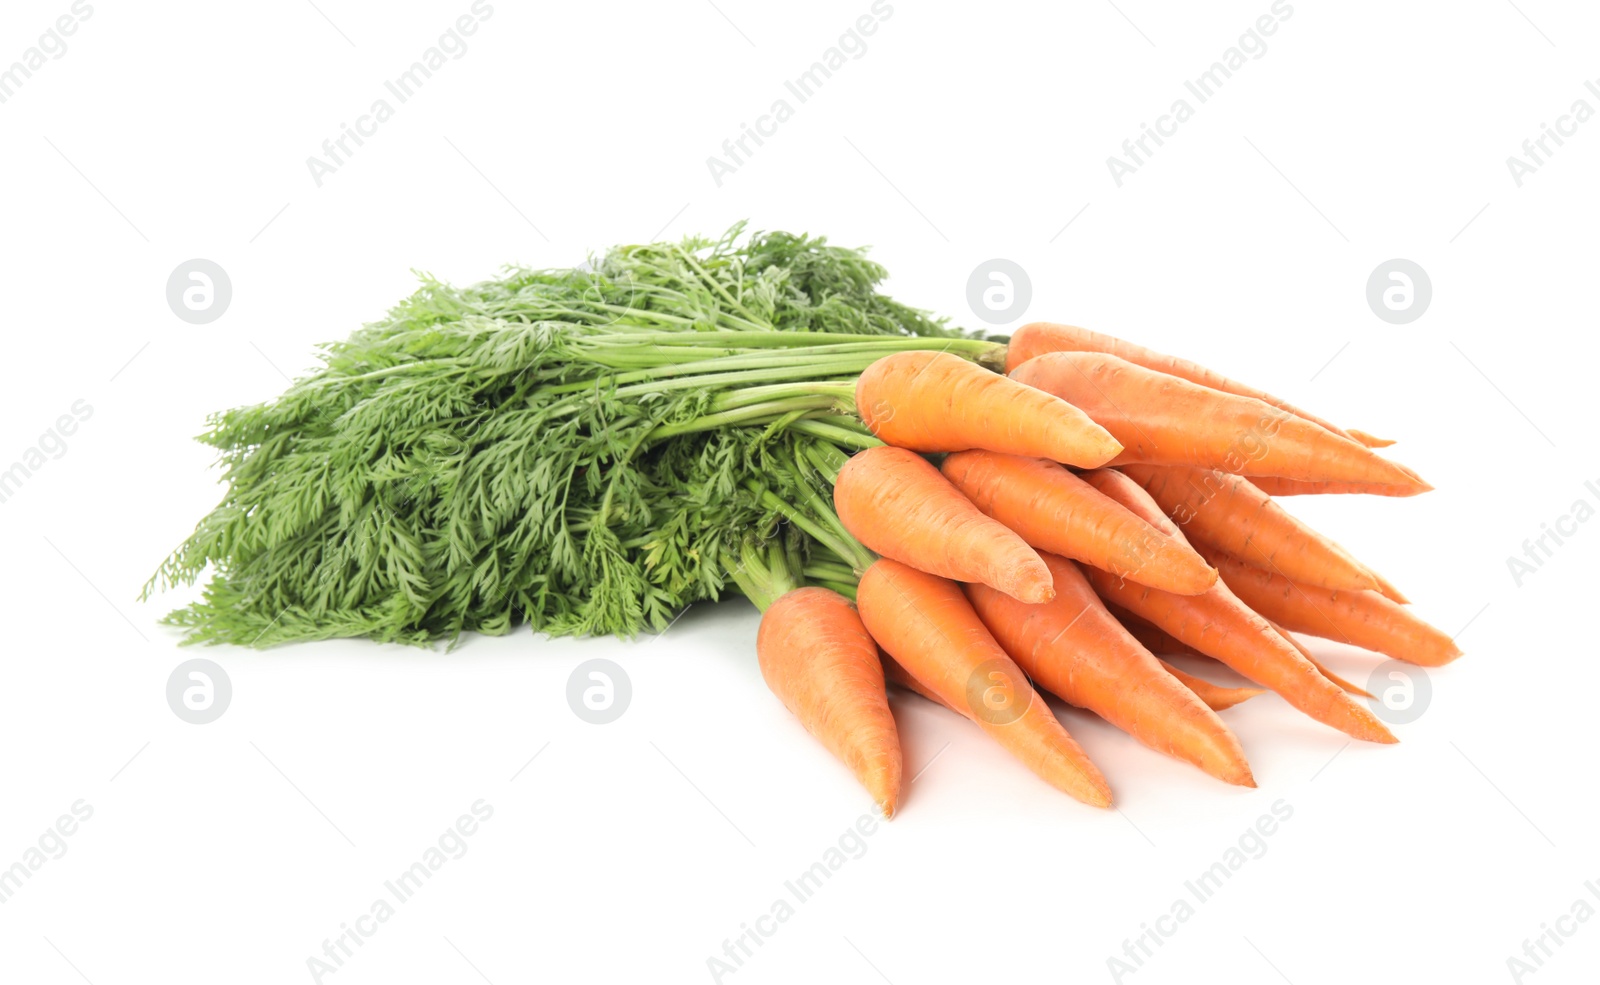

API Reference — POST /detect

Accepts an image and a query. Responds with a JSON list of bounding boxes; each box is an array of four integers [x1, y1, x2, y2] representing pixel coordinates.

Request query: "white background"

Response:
[[1, 1, 1596, 982]]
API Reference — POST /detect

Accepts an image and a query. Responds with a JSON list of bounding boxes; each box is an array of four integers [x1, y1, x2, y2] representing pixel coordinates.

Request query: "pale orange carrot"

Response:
[[855, 559, 1112, 806], [1364, 566, 1412, 605], [835, 446, 1053, 603], [1010, 353, 1429, 491], [1198, 546, 1462, 667], [1119, 464, 1381, 593], [1348, 428, 1396, 448], [967, 552, 1254, 785], [1157, 660, 1267, 712], [1005, 322, 1360, 441], [1246, 475, 1429, 497], [758, 588, 902, 815], [1078, 469, 1397, 743], [1262, 617, 1374, 699], [941, 451, 1215, 595], [856, 350, 1122, 467]]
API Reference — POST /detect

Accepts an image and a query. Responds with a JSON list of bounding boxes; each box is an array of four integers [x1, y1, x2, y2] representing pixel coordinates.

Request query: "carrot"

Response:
[[1009, 352, 1428, 491], [1348, 428, 1396, 449], [1119, 465, 1380, 593], [1245, 475, 1428, 497], [1078, 469, 1397, 743], [835, 446, 1054, 603], [966, 552, 1254, 786], [941, 451, 1216, 595], [882, 651, 958, 713], [1198, 546, 1462, 667], [757, 587, 903, 816], [1005, 322, 1362, 442], [1262, 617, 1373, 699], [856, 350, 1122, 467], [1157, 660, 1267, 712], [1364, 566, 1412, 605], [855, 559, 1111, 806]]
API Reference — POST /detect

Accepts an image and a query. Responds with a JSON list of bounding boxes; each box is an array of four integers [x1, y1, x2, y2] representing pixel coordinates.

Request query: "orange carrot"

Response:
[[1246, 475, 1428, 497], [758, 588, 902, 816], [1010, 352, 1428, 491], [1198, 546, 1462, 667], [1078, 469, 1397, 743], [855, 559, 1111, 806], [1006, 322, 1360, 442], [1262, 617, 1373, 699], [1364, 566, 1412, 605], [1119, 465, 1380, 593], [882, 652, 958, 713], [941, 451, 1215, 595], [856, 350, 1122, 467], [1348, 428, 1396, 449], [966, 552, 1254, 786], [835, 446, 1053, 603], [1157, 660, 1267, 712]]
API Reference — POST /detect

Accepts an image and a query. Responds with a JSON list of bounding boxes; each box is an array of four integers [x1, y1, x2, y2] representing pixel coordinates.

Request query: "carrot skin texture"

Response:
[[1119, 465, 1380, 593], [834, 446, 1054, 603], [942, 451, 1216, 595], [856, 350, 1123, 467], [758, 588, 903, 816], [1005, 322, 1357, 441], [1079, 470, 1397, 743], [1010, 352, 1428, 491], [1200, 547, 1462, 667], [967, 553, 1255, 787], [1246, 475, 1429, 498], [855, 560, 1112, 806], [1157, 660, 1267, 712]]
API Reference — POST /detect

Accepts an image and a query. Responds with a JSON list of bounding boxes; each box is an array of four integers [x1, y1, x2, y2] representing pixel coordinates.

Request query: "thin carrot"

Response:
[[1157, 660, 1267, 712], [1198, 546, 1462, 667], [1348, 428, 1396, 449], [855, 559, 1112, 806], [758, 587, 902, 816], [834, 446, 1054, 603], [1246, 475, 1428, 498], [1078, 469, 1397, 743], [967, 552, 1254, 786], [1262, 617, 1373, 699], [882, 652, 958, 713], [941, 451, 1216, 595], [1119, 464, 1380, 593], [856, 350, 1122, 467], [1010, 352, 1429, 491], [1364, 566, 1412, 605], [1005, 322, 1362, 442]]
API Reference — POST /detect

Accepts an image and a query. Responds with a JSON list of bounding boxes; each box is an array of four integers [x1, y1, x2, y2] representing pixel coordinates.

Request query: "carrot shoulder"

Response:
[[966, 552, 1254, 786], [1009, 352, 1428, 491], [855, 559, 1111, 806], [834, 446, 1054, 603], [1199, 546, 1462, 667], [1079, 470, 1397, 743], [758, 588, 903, 816], [1119, 464, 1380, 593], [856, 350, 1122, 467], [942, 451, 1215, 595]]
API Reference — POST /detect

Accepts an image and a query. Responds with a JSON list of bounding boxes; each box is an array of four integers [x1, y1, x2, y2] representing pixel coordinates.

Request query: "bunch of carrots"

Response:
[[744, 322, 1456, 816]]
